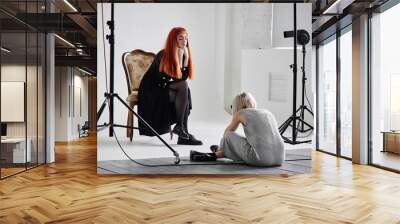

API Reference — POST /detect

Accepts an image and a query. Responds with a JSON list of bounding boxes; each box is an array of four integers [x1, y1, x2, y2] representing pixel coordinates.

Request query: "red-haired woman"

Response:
[[138, 27, 202, 145]]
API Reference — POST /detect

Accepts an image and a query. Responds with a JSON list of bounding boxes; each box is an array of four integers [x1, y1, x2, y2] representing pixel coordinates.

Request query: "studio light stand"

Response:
[[278, 3, 314, 145], [96, 2, 180, 164]]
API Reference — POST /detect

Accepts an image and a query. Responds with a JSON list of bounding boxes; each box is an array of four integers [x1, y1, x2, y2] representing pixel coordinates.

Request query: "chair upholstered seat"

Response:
[[124, 53, 155, 91]]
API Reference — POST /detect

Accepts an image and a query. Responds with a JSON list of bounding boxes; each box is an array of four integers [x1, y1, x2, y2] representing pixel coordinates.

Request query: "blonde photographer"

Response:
[[190, 92, 284, 166]]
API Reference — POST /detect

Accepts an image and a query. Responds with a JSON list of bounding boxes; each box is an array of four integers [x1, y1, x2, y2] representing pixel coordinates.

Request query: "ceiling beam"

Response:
[[66, 13, 97, 45], [55, 55, 96, 73], [322, 0, 356, 14]]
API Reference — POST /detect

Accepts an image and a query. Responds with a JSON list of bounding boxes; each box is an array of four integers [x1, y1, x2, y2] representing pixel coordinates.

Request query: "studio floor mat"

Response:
[[97, 148, 312, 175]]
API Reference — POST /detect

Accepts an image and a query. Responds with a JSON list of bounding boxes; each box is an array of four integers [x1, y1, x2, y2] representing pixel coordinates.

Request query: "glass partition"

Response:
[[317, 36, 337, 155], [26, 0, 40, 170], [0, 1, 46, 179], [27, 30, 38, 170], [1, 27, 28, 178]]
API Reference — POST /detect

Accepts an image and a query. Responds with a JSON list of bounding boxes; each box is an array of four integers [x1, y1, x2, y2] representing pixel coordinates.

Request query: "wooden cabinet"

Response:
[[382, 132, 400, 154]]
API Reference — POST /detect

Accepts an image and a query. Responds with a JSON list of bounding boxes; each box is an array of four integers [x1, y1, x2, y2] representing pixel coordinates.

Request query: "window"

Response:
[[340, 29, 352, 158], [317, 36, 337, 155], [370, 3, 400, 171]]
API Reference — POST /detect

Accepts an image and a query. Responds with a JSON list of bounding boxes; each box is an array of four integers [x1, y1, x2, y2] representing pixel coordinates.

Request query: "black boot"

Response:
[[172, 124, 190, 140], [190, 150, 217, 161], [189, 150, 203, 160], [182, 113, 203, 145], [177, 136, 203, 145]]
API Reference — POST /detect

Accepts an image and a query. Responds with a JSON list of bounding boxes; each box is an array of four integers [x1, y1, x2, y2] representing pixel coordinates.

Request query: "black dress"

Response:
[[138, 50, 192, 136]]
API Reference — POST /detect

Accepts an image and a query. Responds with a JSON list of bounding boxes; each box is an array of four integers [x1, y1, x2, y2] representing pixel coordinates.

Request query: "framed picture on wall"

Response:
[[1, 81, 25, 122]]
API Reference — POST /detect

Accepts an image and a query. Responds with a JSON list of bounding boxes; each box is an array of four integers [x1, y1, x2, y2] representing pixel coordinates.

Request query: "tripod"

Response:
[[279, 44, 314, 143], [279, 3, 314, 145], [96, 2, 180, 164]]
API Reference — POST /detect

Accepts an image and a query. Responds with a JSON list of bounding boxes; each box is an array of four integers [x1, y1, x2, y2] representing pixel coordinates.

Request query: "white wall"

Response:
[[271, 4, 311, 48], [55, 67, 69, 141], [75, 74, 89, 133], [55, 67, 89, 141], [215, 4, 227, 116], [224, 3, 313, 125], [241, 48, 312, 125], [1, 64, 46, 163], [1, 65, 27, 138], [223, 4, 245, 112], [1, 65, 43, 137]]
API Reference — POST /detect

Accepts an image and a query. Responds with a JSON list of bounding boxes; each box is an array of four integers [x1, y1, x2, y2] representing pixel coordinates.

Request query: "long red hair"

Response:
[[159, 27, 194, 79]]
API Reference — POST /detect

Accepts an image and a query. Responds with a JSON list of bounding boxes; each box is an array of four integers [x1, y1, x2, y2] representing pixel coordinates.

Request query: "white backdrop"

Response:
[[98, 4, 224, 124], [97, 3, 312, 161]]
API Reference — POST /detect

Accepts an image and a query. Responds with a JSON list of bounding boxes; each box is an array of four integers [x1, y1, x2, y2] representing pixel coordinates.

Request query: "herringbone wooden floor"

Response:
[[1, 135, 400, 223]]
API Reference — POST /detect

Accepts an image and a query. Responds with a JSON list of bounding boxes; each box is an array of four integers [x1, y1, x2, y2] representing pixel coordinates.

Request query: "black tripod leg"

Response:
[[97, 98, 108, 122], [305, 106, 314, 116], [297, 117, 314, 130], [279, 118, 289, 133], [280, 116, 294, 135], [279, 117, 291, 130], [114, 94, 180, 164], [299, 107, 306, 131], [289, 116, 299, 139], [279, 114, 296, 130]]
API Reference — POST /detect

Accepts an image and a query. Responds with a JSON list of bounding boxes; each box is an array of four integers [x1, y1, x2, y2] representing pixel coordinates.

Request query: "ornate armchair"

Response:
[[122, 49, 156, 141]]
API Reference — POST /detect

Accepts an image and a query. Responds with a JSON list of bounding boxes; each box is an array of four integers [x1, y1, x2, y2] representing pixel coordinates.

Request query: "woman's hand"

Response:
[[223, 112, 243, 136], [183, 47, 189, 57], [178, 48, 184, 68], [178, 47, 185, 56], [183, 47, 189, 67]]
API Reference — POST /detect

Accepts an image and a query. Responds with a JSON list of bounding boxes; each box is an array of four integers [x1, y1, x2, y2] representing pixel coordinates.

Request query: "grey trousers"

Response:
[[219, 131, 259, 165]]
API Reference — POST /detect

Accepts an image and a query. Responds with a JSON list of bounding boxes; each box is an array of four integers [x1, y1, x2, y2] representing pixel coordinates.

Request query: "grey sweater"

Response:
[[239, 108, 285, 166]]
